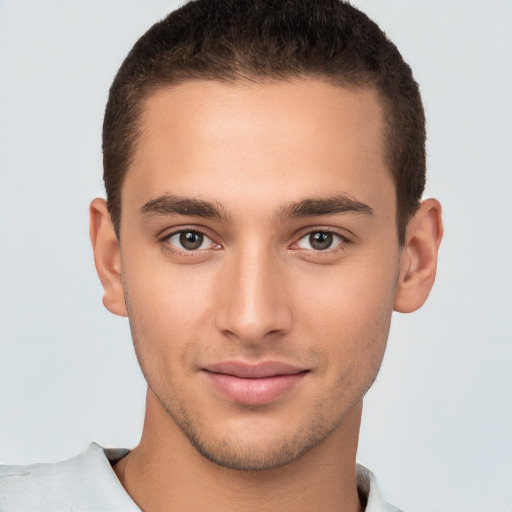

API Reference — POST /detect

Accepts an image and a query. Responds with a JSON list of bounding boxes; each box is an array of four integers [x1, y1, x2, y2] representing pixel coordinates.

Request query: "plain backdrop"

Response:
[[0, 1, 511, 511]]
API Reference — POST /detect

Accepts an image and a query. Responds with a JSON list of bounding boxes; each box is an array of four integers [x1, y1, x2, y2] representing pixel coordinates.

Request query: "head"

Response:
[[102, 0, 426, 245], [91, 0, 442, 472]]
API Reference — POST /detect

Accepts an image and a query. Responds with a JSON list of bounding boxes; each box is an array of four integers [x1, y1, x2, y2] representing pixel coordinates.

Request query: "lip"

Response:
[[203, 361, 308, 405]]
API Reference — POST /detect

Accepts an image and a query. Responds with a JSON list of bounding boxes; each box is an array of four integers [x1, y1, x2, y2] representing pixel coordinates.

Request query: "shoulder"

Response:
[[0, 443, 138, 511], [357, 464, 405, 512]]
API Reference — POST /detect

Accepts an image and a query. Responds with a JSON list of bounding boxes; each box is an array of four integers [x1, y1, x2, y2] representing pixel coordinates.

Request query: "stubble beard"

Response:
[[136, 343, 371, 472], [153, 389, 348, 471], [124, 290, 389, 473]]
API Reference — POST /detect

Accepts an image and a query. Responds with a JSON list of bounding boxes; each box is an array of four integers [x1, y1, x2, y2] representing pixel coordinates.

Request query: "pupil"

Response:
[[310, 232, 332, 250], [180, 231, 203, 250]]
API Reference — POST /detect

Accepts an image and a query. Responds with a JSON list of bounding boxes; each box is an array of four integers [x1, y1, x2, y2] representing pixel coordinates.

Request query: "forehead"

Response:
[[123, 79, 394, 219]]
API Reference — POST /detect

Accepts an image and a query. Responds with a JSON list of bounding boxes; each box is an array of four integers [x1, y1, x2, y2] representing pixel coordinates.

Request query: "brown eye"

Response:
[[166, 230, 216, 251], [179, 231, 204, 250], [309, 232, 333, 250], [295, 231, 344, 251]]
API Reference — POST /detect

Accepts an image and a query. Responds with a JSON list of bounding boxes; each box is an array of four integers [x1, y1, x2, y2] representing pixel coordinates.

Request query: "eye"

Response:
[[166, 230, 217, 251], [295, 231, 344, 251]]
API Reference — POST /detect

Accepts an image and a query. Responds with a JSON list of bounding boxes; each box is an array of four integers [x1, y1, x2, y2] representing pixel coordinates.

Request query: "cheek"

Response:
[[292, 253, 399, 370], [124, 251, 216, 323], [121, 251, 220, 374], [122, 269, 215, 398]]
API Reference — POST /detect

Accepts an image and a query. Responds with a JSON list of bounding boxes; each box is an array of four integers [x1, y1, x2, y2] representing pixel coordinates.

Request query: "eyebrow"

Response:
[[140, 194, 229, 221], [276, 195, 373, 221], [139, 193, 373, 223]]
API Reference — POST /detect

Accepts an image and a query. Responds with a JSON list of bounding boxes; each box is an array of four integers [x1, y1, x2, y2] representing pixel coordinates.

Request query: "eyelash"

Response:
[[159, 227, 351, 256], [160, 227, 220, 256], [292, 229, 349, 254]]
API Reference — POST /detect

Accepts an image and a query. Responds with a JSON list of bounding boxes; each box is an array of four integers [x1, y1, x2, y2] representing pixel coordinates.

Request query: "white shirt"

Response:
[[0, 443, 403, 511]]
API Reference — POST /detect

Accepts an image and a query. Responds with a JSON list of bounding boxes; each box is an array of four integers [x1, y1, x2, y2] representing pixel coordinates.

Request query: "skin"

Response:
[[90, 79, 442, 512]]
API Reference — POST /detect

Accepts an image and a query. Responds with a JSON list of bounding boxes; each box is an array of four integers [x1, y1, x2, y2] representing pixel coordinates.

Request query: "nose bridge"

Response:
[[216, 241, 291, 343]]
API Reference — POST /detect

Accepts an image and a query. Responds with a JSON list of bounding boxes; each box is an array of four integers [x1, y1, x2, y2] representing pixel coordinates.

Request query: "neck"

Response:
[[114, 389, 364, 512]]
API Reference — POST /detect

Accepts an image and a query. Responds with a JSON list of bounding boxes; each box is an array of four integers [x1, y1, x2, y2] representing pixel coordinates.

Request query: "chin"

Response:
[[170, 405, 344, 472], [187, 432, 320, 471]]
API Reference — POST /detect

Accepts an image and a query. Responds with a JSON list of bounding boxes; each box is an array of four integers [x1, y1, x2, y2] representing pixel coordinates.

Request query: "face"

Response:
[[118, 79, 401, 470]]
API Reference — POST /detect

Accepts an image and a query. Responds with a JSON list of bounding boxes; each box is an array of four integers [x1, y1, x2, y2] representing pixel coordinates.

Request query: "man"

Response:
[[0, 0, 442, 510]]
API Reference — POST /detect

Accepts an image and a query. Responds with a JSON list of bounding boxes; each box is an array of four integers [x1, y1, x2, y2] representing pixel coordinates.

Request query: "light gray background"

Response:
[[0, 1, 511, 511]]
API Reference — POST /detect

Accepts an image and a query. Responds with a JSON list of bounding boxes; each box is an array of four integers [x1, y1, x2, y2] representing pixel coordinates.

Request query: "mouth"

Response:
[[202, 361, 309, 405]]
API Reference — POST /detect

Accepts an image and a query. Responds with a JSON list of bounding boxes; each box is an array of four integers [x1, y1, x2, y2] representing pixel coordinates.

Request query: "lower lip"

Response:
[[204, 371, 307, 405]]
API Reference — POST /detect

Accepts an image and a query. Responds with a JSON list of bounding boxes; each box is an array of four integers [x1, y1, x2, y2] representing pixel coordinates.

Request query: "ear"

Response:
[[89, 198, 127, 317], [394, 198, 443, 313]]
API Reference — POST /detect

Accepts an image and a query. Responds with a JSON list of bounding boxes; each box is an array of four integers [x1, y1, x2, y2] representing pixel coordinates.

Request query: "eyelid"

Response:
[[158, 224, 218, 241], [159, 226, 222, 253], [290, 227, 352, 252], [157, 224, 352, 255]]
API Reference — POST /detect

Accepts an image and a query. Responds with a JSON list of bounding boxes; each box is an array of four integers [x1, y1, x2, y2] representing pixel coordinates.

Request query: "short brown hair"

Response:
[[103, 0, 425, 244]]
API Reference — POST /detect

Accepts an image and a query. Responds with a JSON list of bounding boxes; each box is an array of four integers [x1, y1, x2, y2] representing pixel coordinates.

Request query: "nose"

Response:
[[215, 245, 292, 345]]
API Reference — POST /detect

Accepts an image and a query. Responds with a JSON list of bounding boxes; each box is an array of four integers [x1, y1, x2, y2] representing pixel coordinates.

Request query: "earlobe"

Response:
[[394, 198, 443, 313], [89, 198, 127, 317]]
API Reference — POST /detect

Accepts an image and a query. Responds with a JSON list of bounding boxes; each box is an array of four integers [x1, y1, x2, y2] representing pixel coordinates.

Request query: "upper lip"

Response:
[[204, 361, 307, 379]]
